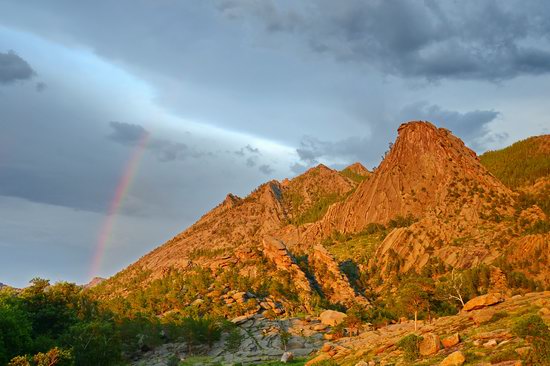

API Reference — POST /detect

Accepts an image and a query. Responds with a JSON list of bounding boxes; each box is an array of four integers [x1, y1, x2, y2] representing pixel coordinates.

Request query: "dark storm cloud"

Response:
[[220, 0, 550, 81], [108, 121, 209, 162], [399, 102, 501, 148], [0, 50, 35, 84]]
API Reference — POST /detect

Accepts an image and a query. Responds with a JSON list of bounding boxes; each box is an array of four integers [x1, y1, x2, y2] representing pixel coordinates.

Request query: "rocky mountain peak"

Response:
[[343, 162, 371, 176], [306, 120, 513, 235]]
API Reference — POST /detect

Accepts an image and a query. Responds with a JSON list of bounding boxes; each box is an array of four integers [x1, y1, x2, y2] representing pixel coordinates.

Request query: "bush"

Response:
[[397, 334, 423, 362], [512, 314, 550, 365], [224, 327, 243, 353], [181, 317, 222, 353], [8, 347, 73, 366], [388, 214, 416, 228]]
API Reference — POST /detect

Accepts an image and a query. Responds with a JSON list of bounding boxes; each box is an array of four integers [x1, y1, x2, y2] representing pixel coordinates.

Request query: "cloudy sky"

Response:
[[1, 1, 549, 287]]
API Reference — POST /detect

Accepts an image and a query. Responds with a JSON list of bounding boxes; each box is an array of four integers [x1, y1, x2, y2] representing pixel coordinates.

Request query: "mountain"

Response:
[[92, 163, 371, 313], [480, 135, 550, 219], [480, 134, 550, 189], [91, 121, 549, 319], [83, 276, 105, 289]]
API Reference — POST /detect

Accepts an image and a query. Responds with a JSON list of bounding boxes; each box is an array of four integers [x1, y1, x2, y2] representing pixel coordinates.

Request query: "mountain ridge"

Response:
[[90, 120, 550, 319]]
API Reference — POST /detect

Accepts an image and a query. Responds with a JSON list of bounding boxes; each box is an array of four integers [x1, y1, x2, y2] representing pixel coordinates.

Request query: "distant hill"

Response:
[[480, 135, 550, 189]]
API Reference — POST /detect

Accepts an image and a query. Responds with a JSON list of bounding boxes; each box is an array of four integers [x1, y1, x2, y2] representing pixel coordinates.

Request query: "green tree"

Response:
[[67, 320, 121, 366], [0, 298, 33, 364], [397, 278, 433, 330]]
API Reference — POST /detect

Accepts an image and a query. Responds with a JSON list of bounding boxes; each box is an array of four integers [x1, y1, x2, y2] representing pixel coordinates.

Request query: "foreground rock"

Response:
[[462, 293, 504, 311], [440, 351, 466, 366], [419, 333, 441, 356], [441, 333, 460, 348], [303, 291, 550, 366], [319, 310, 347, 326]]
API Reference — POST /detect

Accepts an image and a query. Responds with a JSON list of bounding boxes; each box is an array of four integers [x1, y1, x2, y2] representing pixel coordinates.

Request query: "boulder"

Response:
[[472, 309, 495, 325], [281, 352, 294, 363], [462, 293, 504, 312], [440, 351, 466, 366], [313, 323, 329, 331], [319, 310, 348, 326], [419, 333, 441, 356], [441, 333, 460, 348], [483, 339, 498, 348]]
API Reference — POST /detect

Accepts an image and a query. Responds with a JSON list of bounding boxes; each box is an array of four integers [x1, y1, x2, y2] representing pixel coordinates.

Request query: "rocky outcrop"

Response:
[[462, 293, 504, 312], [84, 277, 105, 289], [262, 236, 314, 302], [310, 245, 370, 308]]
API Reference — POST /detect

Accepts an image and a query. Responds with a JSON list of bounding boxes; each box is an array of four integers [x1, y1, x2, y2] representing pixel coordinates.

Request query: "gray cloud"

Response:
[[246, 157, 256, 167], [35, 81, 47, 92], [0, 50, 35, 84], [108, 121, 209, 162], [234, 144, 261, 156], [296, 135, 370, 165], [259, 164, 274, 175], [108, 121, 148, 145], [220, 0, 550, 81]]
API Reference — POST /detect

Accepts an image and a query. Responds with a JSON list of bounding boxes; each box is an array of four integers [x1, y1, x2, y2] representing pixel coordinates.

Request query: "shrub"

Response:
[[224, 327, 243, 353], [181, 317, 222, 353], [388, 214, 416, 229], [487, 311, 508, 323], [397, 334, 423, 362], [8, 348, 73, 366], [512, 314, 550, 365]]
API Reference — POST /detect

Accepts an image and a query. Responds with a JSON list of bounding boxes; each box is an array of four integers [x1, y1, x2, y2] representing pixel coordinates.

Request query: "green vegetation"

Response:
[[292, 193, 342, 225], [0, 278, 246, 366], [480, 135, 550, 189], [0, 279, 121, 366], [397, 334, 423, 362], [7, 347, 73, 366], [512, 314, 550, 365], [387, 214, 417, 229], [340, 167, 369, 183]]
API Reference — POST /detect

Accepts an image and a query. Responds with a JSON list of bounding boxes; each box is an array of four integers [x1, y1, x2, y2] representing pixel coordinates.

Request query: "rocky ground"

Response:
[[132, 291, 549, 365]]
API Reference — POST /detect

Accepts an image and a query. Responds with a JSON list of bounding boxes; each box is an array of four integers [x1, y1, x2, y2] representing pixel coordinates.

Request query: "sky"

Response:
[[1, 1, 549, 288]]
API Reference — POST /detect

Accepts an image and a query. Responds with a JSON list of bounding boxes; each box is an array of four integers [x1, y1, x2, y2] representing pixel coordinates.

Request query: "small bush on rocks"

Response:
[[397, 334, 423, 362]]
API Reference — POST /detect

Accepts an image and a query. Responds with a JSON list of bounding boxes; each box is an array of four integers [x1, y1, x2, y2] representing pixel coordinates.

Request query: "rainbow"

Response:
[[89, 132, 150, 280]]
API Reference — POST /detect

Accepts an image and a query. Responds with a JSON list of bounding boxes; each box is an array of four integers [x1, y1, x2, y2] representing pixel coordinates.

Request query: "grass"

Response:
[[179, 356, 216, 366], [256, 359, 307, 366]]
